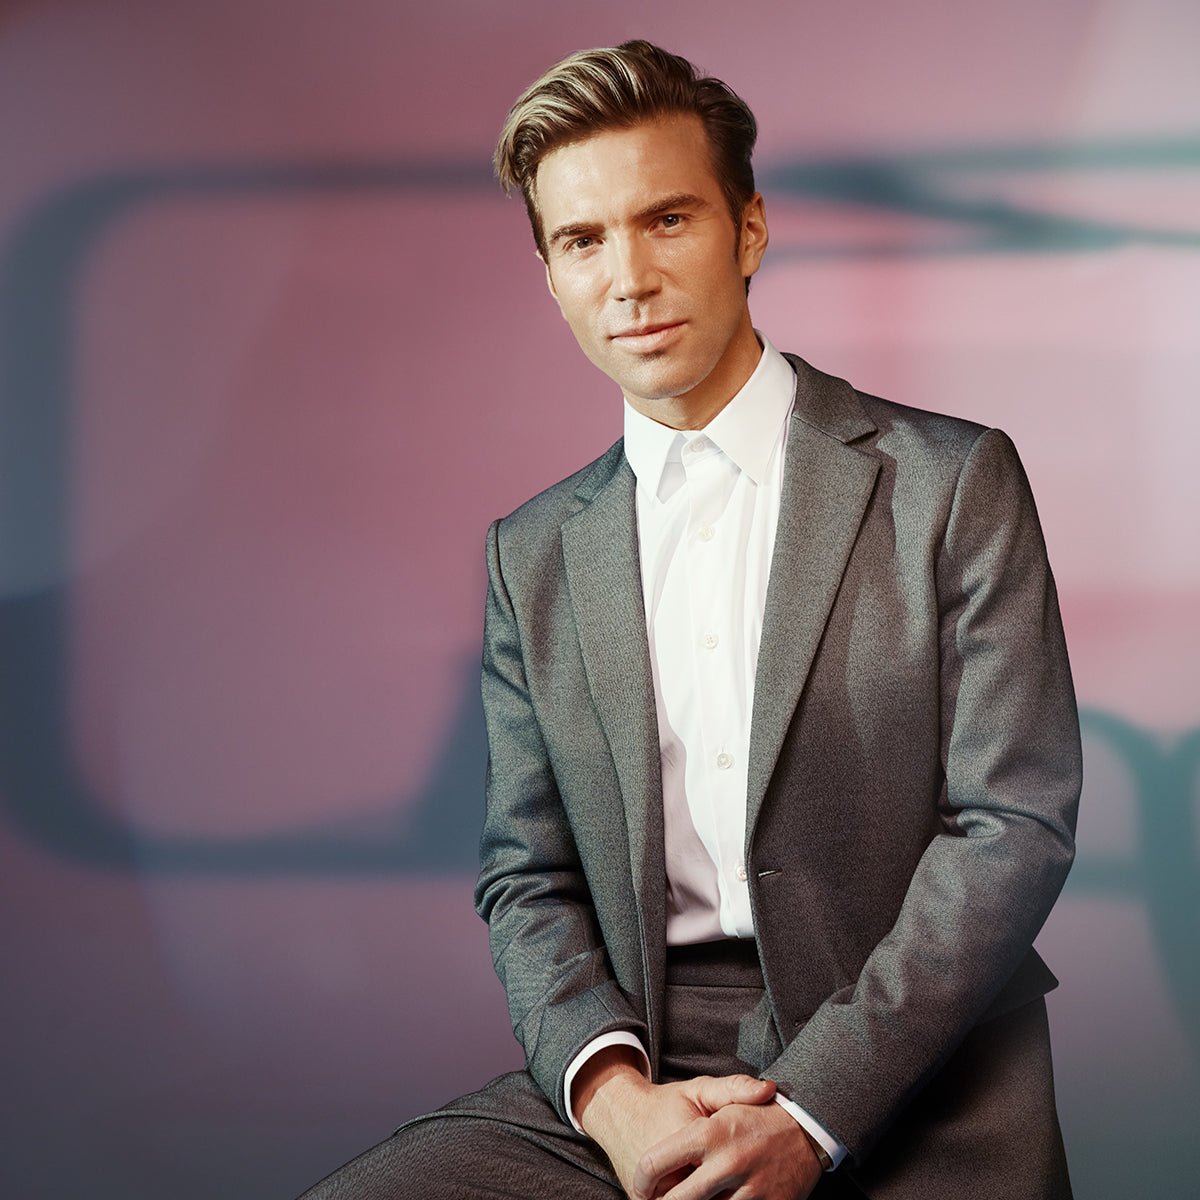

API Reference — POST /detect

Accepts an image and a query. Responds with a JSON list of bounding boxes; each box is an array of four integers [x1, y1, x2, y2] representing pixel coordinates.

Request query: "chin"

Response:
[[621, 365, 706, 403]]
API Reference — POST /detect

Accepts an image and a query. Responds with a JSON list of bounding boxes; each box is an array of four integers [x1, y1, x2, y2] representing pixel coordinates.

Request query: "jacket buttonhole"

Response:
[[757, 868, 780, 878]]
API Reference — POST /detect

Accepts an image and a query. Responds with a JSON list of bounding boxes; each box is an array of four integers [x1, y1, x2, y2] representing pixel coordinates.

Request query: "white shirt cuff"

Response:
[[772, 1093, 847, 1170], [563, 1031, 651, 1134]]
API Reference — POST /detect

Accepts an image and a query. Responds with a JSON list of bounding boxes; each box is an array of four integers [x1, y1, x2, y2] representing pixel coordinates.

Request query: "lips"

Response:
[[610, 321, 684, 351]]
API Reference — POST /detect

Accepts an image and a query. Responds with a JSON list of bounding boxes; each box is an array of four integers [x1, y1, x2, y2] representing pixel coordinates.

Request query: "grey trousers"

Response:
[[299, 943, 867, 1198], [299, 952, 1069, 1199]]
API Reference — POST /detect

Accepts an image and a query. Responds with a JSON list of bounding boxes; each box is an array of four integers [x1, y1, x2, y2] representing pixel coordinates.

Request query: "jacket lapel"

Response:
[[746, 359, 880, 838], [560, 450, 667, 1060]]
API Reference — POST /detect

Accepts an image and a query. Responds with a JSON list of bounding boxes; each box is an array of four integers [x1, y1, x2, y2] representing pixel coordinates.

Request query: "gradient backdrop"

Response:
[[1, 2, 1197, 1196]]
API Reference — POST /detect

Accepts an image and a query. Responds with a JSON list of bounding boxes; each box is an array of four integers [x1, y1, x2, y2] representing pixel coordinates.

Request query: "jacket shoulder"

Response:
[[859, 390, 992, 463], [490, 437, 627, 560], [784, 353, 1006, 491]]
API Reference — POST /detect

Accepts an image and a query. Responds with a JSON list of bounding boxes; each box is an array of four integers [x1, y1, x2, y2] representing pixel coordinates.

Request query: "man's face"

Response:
[[535, 113, 768, 427]]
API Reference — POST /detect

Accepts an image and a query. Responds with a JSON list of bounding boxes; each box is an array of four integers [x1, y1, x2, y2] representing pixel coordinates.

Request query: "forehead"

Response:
[[533, 113, 722, 222]]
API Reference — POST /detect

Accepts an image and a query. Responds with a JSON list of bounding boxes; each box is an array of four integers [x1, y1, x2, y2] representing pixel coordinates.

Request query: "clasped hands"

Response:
[[574, 1046, 823, 1200]]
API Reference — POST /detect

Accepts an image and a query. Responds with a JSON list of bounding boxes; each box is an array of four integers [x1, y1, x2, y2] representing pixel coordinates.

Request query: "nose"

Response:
[[608, 233, 659, 303]]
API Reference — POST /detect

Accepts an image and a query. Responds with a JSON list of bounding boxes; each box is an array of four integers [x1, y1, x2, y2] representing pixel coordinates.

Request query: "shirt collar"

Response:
[[623, 332, 795, 495]]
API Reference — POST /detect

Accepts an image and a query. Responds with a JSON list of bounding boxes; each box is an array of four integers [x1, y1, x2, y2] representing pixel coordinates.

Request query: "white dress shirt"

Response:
[[563, 334, 845, 1168], [626, 332, 793, 944]]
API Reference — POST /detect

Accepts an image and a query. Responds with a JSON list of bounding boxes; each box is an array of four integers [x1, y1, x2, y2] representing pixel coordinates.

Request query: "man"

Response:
[[303, 40, 1079, 1200]]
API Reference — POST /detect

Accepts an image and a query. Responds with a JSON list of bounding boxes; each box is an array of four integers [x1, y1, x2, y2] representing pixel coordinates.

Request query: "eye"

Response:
[[563, 235, 595, 254], [660, 214, 683, 228]]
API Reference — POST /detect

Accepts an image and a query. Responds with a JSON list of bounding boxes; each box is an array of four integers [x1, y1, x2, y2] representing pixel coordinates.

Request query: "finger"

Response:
[[645, 1166, 691, 1199], [632, 1120, 710, 1196], [657, 1158, 740, 1200], [687, 1073, 775, 1113]]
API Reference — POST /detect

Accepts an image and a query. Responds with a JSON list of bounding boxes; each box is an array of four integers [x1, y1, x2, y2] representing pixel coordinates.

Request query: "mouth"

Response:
[[610, 322, 684, 352]]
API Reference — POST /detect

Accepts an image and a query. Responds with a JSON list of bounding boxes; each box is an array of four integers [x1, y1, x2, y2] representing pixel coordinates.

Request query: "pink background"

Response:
[[1, 2, 1197, 1195]]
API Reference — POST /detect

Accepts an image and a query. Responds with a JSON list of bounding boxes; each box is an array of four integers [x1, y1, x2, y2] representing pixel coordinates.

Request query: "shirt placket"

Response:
[[681, 437, 753, 937]]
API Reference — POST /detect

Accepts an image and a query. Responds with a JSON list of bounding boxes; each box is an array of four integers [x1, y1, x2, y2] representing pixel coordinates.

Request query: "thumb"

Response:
[[689, 1072, 776, 1113]]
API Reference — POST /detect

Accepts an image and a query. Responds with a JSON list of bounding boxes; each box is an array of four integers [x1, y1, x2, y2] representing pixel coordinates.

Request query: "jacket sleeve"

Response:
[[473, 517, 648, 1124], [762, 428, 1081, 1163]]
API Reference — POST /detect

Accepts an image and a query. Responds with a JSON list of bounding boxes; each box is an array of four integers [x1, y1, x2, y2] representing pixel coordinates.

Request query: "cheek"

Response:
[[557, 294, 602, 341]]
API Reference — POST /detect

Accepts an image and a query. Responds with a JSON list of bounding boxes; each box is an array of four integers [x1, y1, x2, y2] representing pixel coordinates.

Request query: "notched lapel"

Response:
[[560, 456, 666, 1035], [746, 363, 880, 837]]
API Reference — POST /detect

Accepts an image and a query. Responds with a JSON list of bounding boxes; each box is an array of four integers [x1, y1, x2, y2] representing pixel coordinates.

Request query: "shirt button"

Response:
[[716, 752, 733, 770], [701, 631, 719, 649], [697, 525, 715, 543], [735, 863, 748, 882]]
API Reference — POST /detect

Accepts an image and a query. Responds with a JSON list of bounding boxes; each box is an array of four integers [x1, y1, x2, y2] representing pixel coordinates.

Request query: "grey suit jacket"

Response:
[[474, 355, 1081, 1189]]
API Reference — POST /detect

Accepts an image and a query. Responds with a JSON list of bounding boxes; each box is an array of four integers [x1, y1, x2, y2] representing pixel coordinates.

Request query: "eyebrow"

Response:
[[633, 192, 709, 221], [546, 192, 710, 249]]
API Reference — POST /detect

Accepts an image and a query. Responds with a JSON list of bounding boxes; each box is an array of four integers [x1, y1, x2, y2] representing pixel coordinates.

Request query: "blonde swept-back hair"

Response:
[[494, 40, 758, 258]]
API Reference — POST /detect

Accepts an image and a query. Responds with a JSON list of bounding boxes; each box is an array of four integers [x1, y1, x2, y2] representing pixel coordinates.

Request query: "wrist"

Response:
[[798, 1123, 835, 1172], [574, 1046, 650, 1141]]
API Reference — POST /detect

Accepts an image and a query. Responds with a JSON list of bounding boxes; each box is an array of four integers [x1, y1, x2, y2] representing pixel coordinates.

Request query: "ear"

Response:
[[737, 192, 769, 280], [541, 253, 564, 313]]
